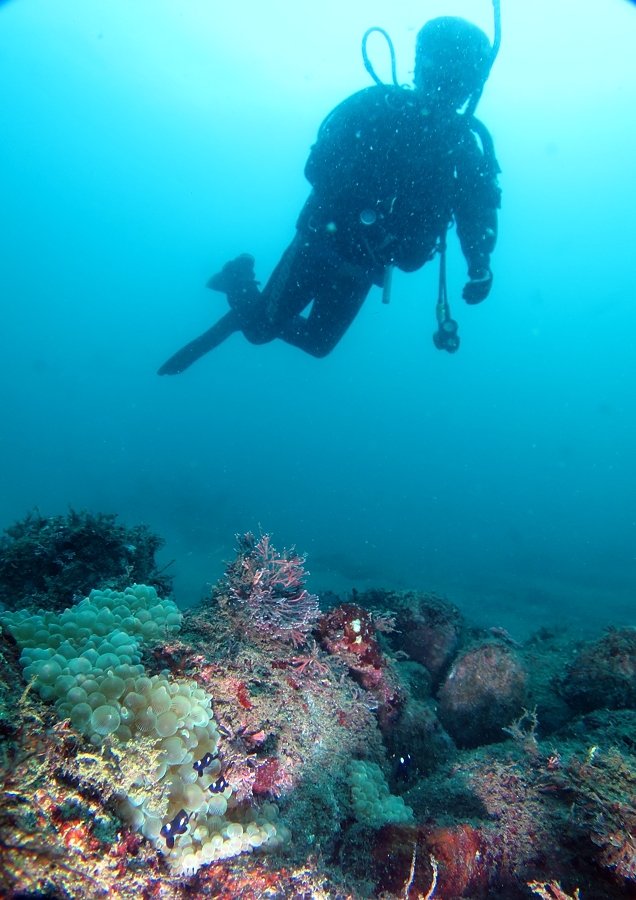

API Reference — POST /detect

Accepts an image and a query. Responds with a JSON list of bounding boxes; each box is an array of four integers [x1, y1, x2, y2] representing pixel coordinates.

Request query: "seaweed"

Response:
[[0, 509, 173, 611]]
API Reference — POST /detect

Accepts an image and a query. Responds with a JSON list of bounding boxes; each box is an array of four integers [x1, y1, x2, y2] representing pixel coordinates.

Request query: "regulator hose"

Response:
[[361, 27, 400, 87]]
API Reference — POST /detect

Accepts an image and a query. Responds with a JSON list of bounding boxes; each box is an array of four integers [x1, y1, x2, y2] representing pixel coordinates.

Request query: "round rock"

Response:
[[437, 643, 527, 748]]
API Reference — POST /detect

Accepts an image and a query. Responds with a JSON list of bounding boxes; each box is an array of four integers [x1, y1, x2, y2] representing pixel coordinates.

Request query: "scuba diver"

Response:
[[158, 15, 501, 375]]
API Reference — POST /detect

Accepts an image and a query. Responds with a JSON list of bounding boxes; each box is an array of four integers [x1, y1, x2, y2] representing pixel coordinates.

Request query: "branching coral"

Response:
[[223, 533, 319, 647]]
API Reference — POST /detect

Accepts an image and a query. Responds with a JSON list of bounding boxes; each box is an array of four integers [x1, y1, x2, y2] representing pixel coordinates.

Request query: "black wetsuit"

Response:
[[158, 84, 500, 373]]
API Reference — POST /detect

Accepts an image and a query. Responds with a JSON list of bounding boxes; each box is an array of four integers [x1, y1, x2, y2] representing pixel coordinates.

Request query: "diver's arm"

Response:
[[454, 125, 501, 302], [157, 311, 240, 375]]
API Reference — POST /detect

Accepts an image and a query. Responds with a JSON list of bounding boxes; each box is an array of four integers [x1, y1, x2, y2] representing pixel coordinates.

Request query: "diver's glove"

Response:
[[462, 265, 493, 304]]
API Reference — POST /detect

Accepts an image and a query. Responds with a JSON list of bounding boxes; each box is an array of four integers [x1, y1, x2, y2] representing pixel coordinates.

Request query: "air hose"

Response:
[[465, 0, 501, 117], [361, 27, 400, 87]]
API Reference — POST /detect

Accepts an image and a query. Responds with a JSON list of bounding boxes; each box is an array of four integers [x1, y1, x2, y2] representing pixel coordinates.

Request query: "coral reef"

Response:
[[2, 523, 636, 900], [0, 583, 286, 879], [317, 602, 404, 731]]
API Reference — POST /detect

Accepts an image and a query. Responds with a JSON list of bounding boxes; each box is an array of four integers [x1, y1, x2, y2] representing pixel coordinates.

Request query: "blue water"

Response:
[[1, 0, 635, 637]]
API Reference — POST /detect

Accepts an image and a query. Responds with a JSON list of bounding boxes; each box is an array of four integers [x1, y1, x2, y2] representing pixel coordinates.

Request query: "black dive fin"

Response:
[[157, 311, 239, 375]]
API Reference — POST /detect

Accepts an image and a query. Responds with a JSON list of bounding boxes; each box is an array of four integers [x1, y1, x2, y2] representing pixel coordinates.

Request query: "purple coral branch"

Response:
[[225, 533, 320, 646]]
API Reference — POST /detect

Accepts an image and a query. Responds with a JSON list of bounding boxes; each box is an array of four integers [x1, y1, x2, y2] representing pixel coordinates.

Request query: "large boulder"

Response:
[[437, 643, 528, 748]]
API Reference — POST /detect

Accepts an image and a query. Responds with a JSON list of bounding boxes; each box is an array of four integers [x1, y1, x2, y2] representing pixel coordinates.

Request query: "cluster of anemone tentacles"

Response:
[[0, 584, 288, 876], [347, 760, 414, 827]]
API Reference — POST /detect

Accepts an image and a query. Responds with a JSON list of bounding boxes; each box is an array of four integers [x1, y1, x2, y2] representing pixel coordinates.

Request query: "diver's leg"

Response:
[[277, 273, 372, 358], [261, 235, 309, 324], [258, 233, 374, 356], [157, 310, 241, 375], [195, 239, 372, 358], [201, 236, 312, 349]]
